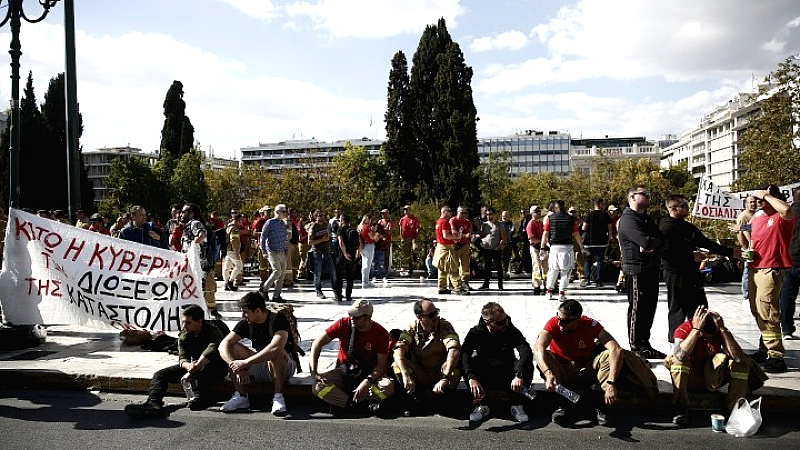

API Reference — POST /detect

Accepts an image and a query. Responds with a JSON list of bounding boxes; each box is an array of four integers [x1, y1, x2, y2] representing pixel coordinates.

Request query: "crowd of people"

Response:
[[21, 180, 799, 426]]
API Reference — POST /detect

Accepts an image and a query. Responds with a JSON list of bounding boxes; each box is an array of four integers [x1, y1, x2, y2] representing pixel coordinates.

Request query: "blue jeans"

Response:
[[310, 249, 338, 293], [779, 266, 800, 335], [372, 248, 387, 279], [584, 246, 606, 283], [741, 265, 750, 301]]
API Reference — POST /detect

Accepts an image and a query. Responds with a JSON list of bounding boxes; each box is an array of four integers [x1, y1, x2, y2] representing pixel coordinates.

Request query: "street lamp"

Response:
[[1, 0, 61, 209]]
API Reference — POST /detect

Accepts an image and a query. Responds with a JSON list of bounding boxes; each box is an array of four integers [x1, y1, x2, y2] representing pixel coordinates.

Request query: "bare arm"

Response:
[[309, 332, 333, 379], [533, 330, 557, 390]]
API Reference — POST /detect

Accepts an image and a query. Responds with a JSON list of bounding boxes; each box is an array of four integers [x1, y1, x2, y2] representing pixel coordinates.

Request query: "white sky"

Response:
[[0, 0, 798, 159]]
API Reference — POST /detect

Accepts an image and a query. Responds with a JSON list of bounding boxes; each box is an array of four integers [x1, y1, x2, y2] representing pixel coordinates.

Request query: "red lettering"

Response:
[[63, 237, 85, 261], [133, 254, 152, 274], [118, 250, 136, 272], [89, 243, 108, 269]]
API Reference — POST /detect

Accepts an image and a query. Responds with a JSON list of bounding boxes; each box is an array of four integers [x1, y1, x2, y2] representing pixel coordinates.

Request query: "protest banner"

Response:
[[0, 208, 206, 331], [731, 182, 799, 206], [692, 177, 745, 220]]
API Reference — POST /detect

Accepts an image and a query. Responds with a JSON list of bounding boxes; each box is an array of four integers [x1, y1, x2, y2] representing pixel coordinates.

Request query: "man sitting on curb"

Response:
[[534, 299, 658, 427], [309, 299, 395, 415], [219, 292, 296, 415], [665, 305, 768, 426], [461, 302, 533, 424], [393, 298, 461, 416], [125, 305, 227, 418]]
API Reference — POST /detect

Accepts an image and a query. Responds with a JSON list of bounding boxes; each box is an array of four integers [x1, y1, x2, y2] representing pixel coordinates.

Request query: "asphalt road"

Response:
[[0, 389, 797, 450]]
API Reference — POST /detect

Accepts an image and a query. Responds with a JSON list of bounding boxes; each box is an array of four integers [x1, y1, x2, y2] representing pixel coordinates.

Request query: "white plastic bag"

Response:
[[725, 397, 762, 437]]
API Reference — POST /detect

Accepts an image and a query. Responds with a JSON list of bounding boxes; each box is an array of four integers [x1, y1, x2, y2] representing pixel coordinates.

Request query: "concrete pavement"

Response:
[[1, 273, 798, 412]]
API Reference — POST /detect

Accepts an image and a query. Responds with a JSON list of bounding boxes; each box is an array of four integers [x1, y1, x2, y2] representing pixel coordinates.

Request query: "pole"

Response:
[[8, 0, 21, 208], [64, 0, 80, 216]]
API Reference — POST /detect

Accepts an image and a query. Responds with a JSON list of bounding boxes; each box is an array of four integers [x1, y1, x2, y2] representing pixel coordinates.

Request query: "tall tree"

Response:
[[160, 80, 194, 161], [732, 57, 800, 191], [383, 50, 416, 206], [407, 18, 479, 209]]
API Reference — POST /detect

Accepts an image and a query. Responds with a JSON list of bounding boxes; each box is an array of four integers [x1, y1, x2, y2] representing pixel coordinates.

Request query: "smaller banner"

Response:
[[0, 208, 206, 331], [692, 177, 744, 220]]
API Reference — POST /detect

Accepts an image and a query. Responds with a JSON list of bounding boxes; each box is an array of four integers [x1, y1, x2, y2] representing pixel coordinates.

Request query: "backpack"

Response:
[[252, 300, 305, 374], [199, 223, 224, 272]]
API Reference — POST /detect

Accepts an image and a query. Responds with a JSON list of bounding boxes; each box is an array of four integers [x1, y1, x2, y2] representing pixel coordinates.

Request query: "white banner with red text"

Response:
[[0, 208, 206, 331], [693, 177, 798, 220]]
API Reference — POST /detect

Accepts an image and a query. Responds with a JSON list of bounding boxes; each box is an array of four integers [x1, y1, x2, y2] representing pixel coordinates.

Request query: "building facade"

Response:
[[240, 137, 384, 170], [477, 130, 572, 175], [570, 136, 671, 174], [82, 146, 158, 206]]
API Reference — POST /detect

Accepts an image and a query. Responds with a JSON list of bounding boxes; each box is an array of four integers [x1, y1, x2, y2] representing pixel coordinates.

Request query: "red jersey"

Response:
[[399, 215, 419, 240], [325, 317, 391, 368], [749, 210, 795, 269], [252, 216, 267, 232], [450, 217, 471, 245], [674, 320, 724, 364], [359, 225, 375, 244], [543, 316, 604, 364], [526, 219, 544, 241], [435, 217, 454, 245]]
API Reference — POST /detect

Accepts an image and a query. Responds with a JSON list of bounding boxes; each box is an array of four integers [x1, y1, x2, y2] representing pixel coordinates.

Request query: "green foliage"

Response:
[[170, 150, 207, 213], [732, 57, 800, 191], [474, 150, 511, 206], [383, 50, 416, 203], [100, 157, 164, 217]]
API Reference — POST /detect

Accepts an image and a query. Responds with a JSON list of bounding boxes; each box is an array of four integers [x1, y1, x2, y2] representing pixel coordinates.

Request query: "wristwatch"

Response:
[[606, 380, 616, 386]]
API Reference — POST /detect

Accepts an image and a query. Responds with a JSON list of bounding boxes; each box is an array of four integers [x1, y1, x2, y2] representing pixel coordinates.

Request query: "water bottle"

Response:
[[520, 384, 537, 400], [181, 378, 196, 401], [555, 384, 580, 403], [539, 250, 548, 261]]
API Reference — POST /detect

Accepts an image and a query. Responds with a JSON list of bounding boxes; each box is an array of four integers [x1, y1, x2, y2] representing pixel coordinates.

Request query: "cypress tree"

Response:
[[383, 50, 416, 205]]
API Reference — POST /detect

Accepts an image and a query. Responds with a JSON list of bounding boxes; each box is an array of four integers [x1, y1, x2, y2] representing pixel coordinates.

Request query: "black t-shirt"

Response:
[[583, 209, 611, 246], [232, 313, 292, 353], [790, 203, 800, 267]]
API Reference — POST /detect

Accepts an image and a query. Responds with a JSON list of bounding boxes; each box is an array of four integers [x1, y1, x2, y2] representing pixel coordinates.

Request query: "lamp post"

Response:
[[1, 0, 61, 209]]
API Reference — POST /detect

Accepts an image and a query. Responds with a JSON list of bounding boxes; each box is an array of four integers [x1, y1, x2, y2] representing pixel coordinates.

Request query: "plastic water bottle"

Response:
[[521, 384, 537, 400], [539, 250, 548, 261], [181, 378, 196, 401], [555, 384, 580, 403]]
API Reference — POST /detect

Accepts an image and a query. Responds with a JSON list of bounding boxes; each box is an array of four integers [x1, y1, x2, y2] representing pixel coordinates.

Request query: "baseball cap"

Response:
[[403, 205, 411, 210], [568, 207, 576, 213], [608, 205, 618, 211], [348, 299, 373, 318], [380, 208, 389, 213], [89, 213, 103, 221], [530, 205, 540, 213]]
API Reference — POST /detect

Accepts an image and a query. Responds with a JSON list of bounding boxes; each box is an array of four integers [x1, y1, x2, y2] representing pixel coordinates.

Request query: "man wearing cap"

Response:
[[461, 302, 533, 423], [310, 300, 395, 414], [399, 205, 419, 276], [478, 207, 508, 291], [434, 206, 461, 295], [526, 205, 547, 295], [259, 204, 290, 303], [393, 299, 461, 415], [88, 213, 110, 235]]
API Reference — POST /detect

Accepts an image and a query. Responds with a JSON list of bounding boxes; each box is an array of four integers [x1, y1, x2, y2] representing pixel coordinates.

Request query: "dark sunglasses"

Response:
[[558, 316, 579, 325], [417, 309, 440, 320], [484, 316, 510, 327]]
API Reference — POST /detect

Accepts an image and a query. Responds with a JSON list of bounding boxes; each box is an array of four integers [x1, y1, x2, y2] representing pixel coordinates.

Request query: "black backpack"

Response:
[[199, 223, 222, 272]]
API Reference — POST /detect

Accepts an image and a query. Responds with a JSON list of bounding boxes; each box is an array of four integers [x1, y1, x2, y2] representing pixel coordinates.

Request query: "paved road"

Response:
[[0, 389, 797, 450]]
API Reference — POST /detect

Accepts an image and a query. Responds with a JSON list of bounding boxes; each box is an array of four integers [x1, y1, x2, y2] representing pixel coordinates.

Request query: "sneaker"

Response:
[[580, 279, 589, 287], [533, 287, 542, 296], [635, 347, 666, 360], [551, 405, 568, 424], [187, 397, 208, 411], [438, 289, 451, 295], [672, 408, 690, 427], [510, 404, 529, 423], [272, 296, 286, 303], [547, 289, 556, 300], [749, 350, 768, 364], [596, 408, 614, 427], [469, 404, 491, 422], [316, 291, 326, 299], [478, 285, 490, 291], [558, 291, 567, 302], [368, 402, 384, 417], [125, 401, 163, 419], [763, 357, 788, 373], [220, 392, 250, 412], [271, 394, 288, 416]]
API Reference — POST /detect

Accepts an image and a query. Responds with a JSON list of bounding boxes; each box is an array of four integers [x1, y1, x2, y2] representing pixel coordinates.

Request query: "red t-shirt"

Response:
[[544, 316, 604, 364], [359, 225, 375, 244], [325, 317, 391, 368], [673, 320, 724, 364], [749, 210, 795, 269], [450, 217, 471, 244], [399, 215, 419, 240], [435, 217, 454, 245], [526, 219, 544, 241]]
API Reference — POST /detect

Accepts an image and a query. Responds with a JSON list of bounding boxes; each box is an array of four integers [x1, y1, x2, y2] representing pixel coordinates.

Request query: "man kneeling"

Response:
[[665, 306, 767, 426], [219, 292, 296, 415], [125, 305, 227, 418], [534, 299, 658, 427]]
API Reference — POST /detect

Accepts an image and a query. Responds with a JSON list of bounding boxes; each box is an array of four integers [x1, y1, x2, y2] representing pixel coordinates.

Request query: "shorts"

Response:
[[248, 355, 297, 382]]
